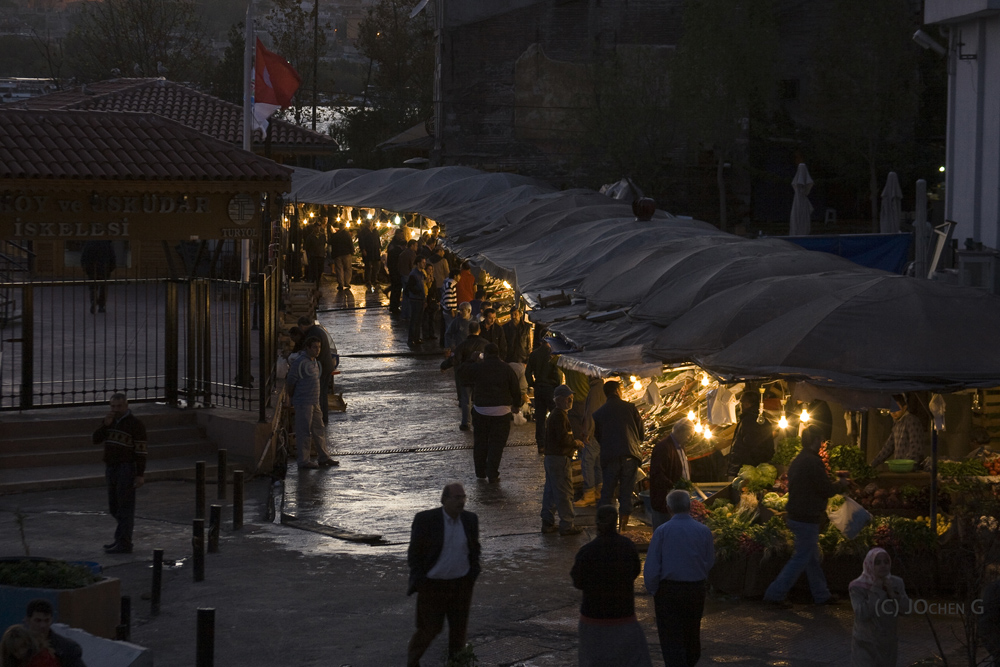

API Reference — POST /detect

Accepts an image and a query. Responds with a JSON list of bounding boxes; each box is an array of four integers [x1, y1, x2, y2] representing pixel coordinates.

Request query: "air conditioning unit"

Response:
[[957, 250, 999, 293]]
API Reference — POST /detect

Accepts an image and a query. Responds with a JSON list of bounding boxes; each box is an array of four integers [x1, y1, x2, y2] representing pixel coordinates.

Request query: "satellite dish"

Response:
[[409, 0, 430, 18]]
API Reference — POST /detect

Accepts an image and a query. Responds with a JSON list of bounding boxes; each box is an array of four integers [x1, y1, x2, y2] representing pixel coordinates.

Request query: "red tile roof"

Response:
[[0, 109, 293, 183], [21, 78, 339, 152]]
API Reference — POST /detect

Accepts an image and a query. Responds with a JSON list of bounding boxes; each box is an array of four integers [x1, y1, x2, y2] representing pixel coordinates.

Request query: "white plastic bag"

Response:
[[276, 356, 289, 379], [828, 496, 871, 539]]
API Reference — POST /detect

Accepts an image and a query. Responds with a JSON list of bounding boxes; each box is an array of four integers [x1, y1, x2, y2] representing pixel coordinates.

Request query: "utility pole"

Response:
[[312, 0, 319, 132]]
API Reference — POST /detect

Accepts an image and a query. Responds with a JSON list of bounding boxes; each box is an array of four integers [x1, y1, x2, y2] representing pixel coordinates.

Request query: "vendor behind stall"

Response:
[[871, 394, 927, 468], [726, 390, 775, 478]]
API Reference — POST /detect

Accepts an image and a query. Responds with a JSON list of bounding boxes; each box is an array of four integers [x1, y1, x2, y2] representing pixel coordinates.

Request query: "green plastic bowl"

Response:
[[886, 459, 916, 473]]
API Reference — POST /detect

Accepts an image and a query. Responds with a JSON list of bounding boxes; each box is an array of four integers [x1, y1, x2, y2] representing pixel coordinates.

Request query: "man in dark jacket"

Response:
[[763, 427, 850, 606], [541, 384, 583, 535], [25, 599, 87, 667], [451, 320, 487, 430], [478, 308, 507, 360], [407, 483, 481, 667], [460, 343, 522, 483], [302, 221, 327, 285], [593, 380, 645, 533], [80, 240, 117, 313], [571, 505, 652, 667], [386, 229, 407, 315], [95, 393, 147, 554], [329, 222, 355, 291], [356, 218, 382, 291], [502, 307, 531, 399], [726, 390, 776, 477], [648, 419, 695, 528], [398, 240, 418, 320], [526, 339, 562, 454], [405, 256, 429, 346]]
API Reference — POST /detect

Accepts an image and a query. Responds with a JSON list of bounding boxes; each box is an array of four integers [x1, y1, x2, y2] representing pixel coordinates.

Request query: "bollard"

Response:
[[217, 449, 227, 500], [196, 607, 215, 667], [193, 518, 205, 582], [151, 549, 163, 615], [116, 595, 131, 641], [195, 461, 206, 519], [208, 505, 221, 553], [232, 470, 244, 530]]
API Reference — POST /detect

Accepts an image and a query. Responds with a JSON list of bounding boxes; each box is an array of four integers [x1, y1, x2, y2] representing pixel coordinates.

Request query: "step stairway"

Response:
[[0, 404, 220, 494]]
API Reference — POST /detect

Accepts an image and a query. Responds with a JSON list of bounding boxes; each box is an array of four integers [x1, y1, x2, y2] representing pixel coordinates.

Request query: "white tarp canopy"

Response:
[[289, 166, 1000, 390]]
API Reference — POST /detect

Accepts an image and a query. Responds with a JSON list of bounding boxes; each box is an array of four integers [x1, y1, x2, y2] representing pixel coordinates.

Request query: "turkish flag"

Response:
[[253, 38, 301, 132]]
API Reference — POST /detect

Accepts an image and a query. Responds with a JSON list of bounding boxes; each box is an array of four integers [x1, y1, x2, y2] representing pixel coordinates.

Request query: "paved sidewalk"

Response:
[[0, 283, 973, 666]]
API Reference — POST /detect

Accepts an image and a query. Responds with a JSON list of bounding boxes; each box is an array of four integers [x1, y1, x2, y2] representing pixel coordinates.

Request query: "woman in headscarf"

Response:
[[849, 547, 910, 666]]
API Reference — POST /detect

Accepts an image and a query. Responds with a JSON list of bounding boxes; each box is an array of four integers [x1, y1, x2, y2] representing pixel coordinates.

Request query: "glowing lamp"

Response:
[[800, 409, 810, 423], [502, 281, 511, 289], [394, 215, 401, 224], [778, 414, 789, 429], [633, 380, 642, 391], [687, 410, 696, 422], [701, 374, 709, 386], [345, 221, 351, 228], [367, 212, 373, 219], [309, 212, 315, 218], [703, 427, 712, 440]]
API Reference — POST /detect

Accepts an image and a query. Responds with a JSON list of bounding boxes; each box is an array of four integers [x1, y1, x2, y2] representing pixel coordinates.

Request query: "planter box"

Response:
[[743, 553, 786, 598], [0, 577, 120, 639]]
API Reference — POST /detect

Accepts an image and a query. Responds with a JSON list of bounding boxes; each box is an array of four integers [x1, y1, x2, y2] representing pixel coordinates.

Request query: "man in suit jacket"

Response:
[[407, 483, 481, 667]]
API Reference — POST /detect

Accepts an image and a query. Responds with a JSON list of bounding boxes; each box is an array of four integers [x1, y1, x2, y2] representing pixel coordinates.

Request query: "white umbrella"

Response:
[[789, 163, 814, 235], [880, 171, 903, 234]]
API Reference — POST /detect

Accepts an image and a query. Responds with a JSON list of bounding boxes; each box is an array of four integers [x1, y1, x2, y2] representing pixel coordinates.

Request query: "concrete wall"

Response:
[[195, 407, 273, 473]]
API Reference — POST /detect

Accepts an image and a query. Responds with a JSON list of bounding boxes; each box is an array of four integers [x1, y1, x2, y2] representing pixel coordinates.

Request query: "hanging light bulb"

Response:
[[701, 374, 710, 386], [633, 379, 642, 391], [778, 413, 789, 429], [693, 422, 703, 436], [687, 410, 697, 422], [345, 221, 351, 228], [502, 280, 511, 289], [756, 408, 766, 425], [367, 211, 373, 219], [703, 427, 712, 440], [800, 408, 810, 423], [394, 215, 401, 225], [309, 211, 315, 218]]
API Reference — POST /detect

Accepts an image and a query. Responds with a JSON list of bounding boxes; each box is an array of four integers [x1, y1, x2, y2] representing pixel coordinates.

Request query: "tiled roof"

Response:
[[21, 78, 339, 151], [0, 109, 293, 183]]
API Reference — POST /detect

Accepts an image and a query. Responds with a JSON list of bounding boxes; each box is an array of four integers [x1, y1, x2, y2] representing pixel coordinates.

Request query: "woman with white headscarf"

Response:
[[849, 547, 910, 666]]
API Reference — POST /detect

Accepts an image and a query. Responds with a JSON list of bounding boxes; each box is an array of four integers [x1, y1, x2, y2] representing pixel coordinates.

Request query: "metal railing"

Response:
[[0, 275, 275, 412]]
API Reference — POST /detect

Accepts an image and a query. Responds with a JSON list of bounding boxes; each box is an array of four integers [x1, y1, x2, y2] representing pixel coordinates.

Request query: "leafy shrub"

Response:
[[0, 561, 101, 589]]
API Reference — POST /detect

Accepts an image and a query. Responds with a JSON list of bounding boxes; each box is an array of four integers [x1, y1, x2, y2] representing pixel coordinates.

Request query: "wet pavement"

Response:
[[0, 280, 973, 666]]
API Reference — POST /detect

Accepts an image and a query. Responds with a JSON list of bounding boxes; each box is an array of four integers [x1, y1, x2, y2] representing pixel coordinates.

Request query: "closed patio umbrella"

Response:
[[880, 172, 903, 234], [789, 163, 814, 236]]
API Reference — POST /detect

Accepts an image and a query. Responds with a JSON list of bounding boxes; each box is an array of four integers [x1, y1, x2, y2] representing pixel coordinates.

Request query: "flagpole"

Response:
[[241, 1, 254, 283]]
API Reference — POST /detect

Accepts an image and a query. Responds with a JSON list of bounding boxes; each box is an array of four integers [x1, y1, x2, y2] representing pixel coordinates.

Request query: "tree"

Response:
[[264, 0, 328, 126], [210, 21, 245, 106], [806, 0, 921, 230], [332, 0, 433, 165], [670, 0, 779, 230], [65, 0, 210, 83], [576, 46, 678, 204]]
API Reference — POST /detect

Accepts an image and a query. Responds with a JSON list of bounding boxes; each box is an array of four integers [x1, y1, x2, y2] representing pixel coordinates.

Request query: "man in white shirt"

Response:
[[644, 490, 715, 667], [406, 483, 481, 667]]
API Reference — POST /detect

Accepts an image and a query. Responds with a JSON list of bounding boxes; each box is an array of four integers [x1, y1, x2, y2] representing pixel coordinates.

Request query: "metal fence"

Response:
[[0, 275, 276, 413]]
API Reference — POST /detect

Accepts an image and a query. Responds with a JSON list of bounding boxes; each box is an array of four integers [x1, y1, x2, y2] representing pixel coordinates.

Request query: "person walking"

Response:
[[572, 505, 652, 667], [357, 218, 382, 291], [460, 343, 522, 483], [303, 220, 328, 284], [568, 371, 605, 508], [24, 599, 86, 667], [406, 483, 481, 667], [502, 307, 531, 399], [329, 222, 355, 291], [297, 316, 338, 426], [648, 419, 695, 528], [94, 393, 146, 554], [456, 261, 476, 305], [441, 268, 460, 347], [526, 338, 562, 454], [849, 547, 910, 667], [478, 308, 507, 359], [593, 380, 645, 533], [644, 490, 715, 667], [451, 320, 487, 431], [80, 240, 116, 314], [763, 427, 849, 607], [405, 256, 429, 346], [386, 228, 407, 315], [540, 384, 583, 535], [398, 240, 419, 321], [286, 336, 339, 469]]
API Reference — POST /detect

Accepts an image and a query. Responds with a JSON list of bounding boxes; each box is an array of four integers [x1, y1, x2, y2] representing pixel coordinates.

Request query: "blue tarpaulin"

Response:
[[777, 233, 912, 273]]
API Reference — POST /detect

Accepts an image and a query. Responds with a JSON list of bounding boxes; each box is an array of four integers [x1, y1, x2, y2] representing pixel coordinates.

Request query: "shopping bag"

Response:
[[828, 496, 871, 539]]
